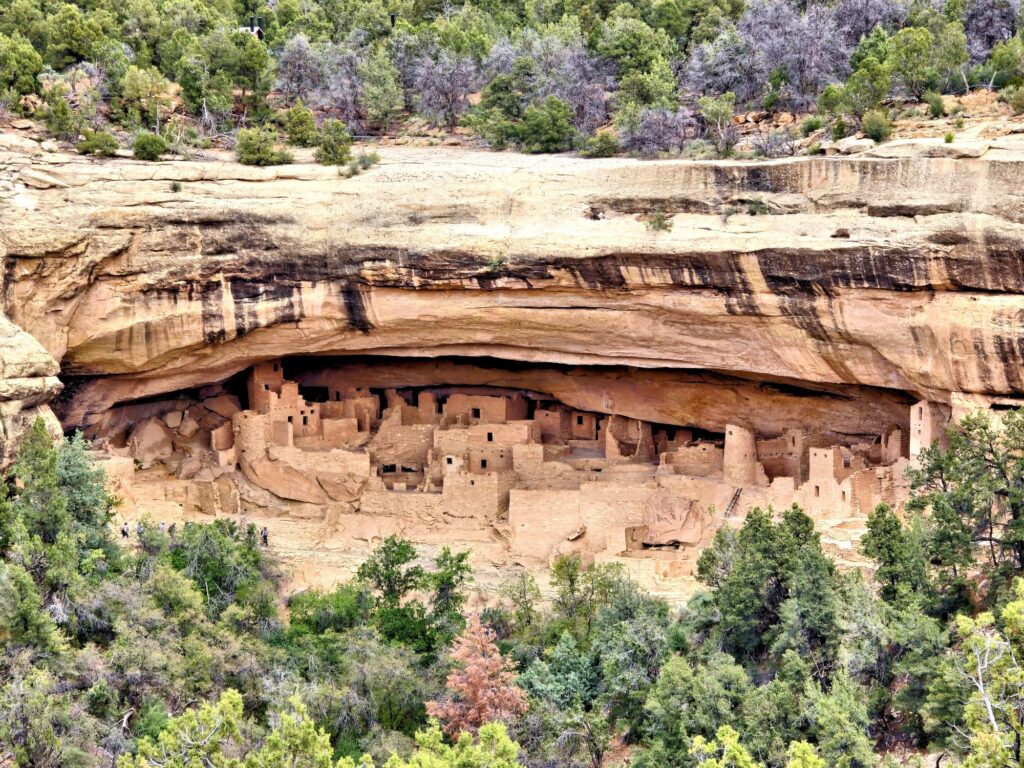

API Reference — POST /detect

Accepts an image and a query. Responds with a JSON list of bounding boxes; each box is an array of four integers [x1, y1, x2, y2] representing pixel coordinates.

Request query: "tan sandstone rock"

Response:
[[127, 418, 174, 469]]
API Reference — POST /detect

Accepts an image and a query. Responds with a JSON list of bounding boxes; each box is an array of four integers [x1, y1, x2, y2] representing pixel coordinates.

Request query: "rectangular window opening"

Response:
[[472, 408, 481, 419]]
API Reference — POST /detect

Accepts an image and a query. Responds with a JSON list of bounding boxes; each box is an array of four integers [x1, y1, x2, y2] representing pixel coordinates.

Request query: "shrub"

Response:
[[861, 110, 891, 142], [619, 106, 697, 156], [808, 143, 824, 155], [76, 129, 118, 157], [357, 150, 380, 169], [314, 119, 352, 165], [681, 138, 717, 160], [485, 255, 508, 275], [287, 584, 371, 635], [281, 100, 317, 147], [0, 32, 43, 96], [944, 131, 955, 143], [464, 108, 517, 149], [516, 96, 575, 154], [236, 127, 293, 166], [746, 198, 769, 215], [831, 117, 850, 140], [752, 128, 796, 158], [801, 116, 823, 136], [697, 92, 738, 155], [646, 207, 673, 232], [41, 95, 82, 141], [338, 151, 380, 178], [1000, 85, 1024, 115], [133, 131, 167, 161], [924, 91, 946, 119], [359, 45, 403, 129], [579, 131, 620, 158]]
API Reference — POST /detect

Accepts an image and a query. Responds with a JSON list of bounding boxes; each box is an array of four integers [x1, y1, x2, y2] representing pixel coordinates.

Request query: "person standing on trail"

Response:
[[260, 526, 269, 547], [168, 522, 176, 538], [136, 521, 144, 538], [121, 522, 129, 539]]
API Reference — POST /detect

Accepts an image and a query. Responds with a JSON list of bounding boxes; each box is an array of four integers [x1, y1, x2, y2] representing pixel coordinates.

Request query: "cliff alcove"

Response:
[[3, 142, 1023, 595]]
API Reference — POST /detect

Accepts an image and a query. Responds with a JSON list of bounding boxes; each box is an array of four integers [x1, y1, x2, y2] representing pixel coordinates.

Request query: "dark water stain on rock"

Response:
[[342, 284, 373, 333]]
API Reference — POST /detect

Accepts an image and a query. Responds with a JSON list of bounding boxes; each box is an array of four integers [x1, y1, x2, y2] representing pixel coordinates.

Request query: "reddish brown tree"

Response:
[[426, 613, 528, 737]]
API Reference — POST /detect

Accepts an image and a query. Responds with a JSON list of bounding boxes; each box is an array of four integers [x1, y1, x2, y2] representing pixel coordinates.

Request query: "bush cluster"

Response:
[[133, 132, 167, 161], [236, 126, 293, 166], [76, 129, 119, 156]]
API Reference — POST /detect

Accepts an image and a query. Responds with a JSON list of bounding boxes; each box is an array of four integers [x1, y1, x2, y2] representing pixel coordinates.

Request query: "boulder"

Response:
[[201, 394, 241, 419], [241, 454, 328, 504], [127, 417, 174, 468], [835, 136, 874, 155], [177, 413, 200, 438], [164, 410, 183, 429], [176, 455, 202, 480]]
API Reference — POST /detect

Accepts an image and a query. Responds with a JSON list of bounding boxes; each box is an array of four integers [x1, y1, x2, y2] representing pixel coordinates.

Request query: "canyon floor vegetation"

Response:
[[1, 409, 1024, 767], [3, 0, 1024, 162]]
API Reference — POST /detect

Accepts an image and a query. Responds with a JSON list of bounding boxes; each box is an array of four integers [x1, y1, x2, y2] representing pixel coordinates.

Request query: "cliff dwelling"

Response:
[[74, 354, 944, 596]]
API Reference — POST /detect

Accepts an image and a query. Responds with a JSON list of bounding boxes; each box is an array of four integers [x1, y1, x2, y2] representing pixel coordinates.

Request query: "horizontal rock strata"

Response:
[[2, 140, 1023, 447]]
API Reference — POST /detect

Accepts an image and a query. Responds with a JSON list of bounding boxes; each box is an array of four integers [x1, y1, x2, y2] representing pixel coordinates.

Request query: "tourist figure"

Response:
[[168, 522, 176, 537], [260, 526, 269, 547], [136, 521, 144, 538], [121, 522, 129, 539], [159, 522, 166, 533]]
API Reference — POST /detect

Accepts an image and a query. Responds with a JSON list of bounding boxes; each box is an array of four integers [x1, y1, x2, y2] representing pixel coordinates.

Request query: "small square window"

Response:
[[472, 408, 481, 419], [446, 457, 453, 465], [577, 415, 584, 426], [287, 416, 293, 423], [264, 384, 270, 390]]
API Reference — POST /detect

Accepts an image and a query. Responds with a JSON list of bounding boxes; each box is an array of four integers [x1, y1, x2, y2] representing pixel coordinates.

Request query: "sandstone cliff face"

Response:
[[0, 226, 62, 465], [1, 138, 1022, 452]]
